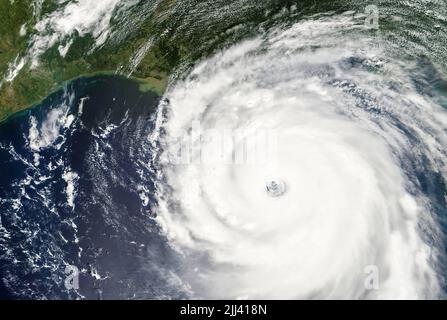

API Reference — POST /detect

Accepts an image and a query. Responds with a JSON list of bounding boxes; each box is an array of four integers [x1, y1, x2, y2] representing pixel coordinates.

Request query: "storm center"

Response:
[[266, 179, 286, 197]]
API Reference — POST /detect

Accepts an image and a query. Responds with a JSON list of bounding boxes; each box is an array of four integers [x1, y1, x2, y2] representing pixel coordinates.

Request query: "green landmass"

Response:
[[0, 0, 371, 123]]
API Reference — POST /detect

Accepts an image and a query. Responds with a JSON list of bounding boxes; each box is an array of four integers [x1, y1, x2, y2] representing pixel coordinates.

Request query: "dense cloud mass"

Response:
[[154, 14, 447, 299]]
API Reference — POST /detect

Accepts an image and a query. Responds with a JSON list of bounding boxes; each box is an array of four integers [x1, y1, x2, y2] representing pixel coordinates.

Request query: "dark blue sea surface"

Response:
[[0, 76, 186, 299]]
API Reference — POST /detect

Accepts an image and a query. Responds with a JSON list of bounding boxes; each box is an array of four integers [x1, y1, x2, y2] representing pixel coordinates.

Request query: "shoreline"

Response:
[[0, 71, 166, 125]]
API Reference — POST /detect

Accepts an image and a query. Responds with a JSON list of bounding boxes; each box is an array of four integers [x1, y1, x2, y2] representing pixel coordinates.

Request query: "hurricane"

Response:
[[153, 13, 447, 299], [1, 0, 447, 300]]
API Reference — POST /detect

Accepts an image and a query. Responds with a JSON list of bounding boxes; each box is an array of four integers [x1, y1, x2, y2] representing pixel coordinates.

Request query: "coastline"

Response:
[[0, 72, 167, 125]]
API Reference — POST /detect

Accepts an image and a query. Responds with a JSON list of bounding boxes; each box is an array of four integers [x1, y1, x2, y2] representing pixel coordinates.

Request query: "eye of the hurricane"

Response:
[[266, 179, 286, 197]]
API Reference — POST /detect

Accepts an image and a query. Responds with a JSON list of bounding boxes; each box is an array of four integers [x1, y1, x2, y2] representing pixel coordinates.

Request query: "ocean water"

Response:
[[0, 76, 188, 299]]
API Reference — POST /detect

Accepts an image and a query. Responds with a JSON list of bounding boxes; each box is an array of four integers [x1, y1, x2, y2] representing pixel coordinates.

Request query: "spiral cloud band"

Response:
[[153, 14, 447, 299]]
